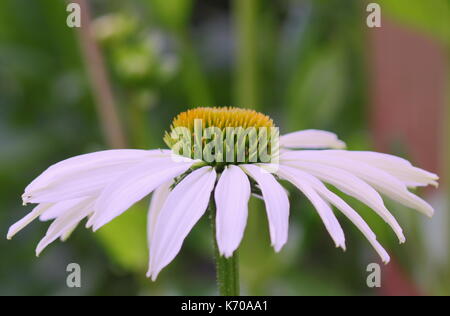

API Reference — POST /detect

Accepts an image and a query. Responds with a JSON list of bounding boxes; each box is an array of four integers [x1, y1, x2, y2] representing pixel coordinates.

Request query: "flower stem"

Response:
[[209, 199, 240, 296]]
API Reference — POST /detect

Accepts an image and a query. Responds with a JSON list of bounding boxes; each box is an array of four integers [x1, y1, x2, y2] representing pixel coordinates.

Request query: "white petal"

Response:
[[36, 198, 94, 256], [277, 166, 345, 249], [215, 165, 251, 258], [279, 164, 390, 263], [23, 149, 170, 204], [319, 191, 390, 264], [60, 223, 79, 242], [148, 181, 173, 245], [240, 164, 289, 252], [282, 155, 406, 243], [321, 150, 439, 187], [146, 180, 173, 277], [91, 157, 194, 231], [25, 165, 130, 204], [283, 151, 435, 217], [280, 130, 346, 149], [149, 167, 216, 280], [38, 199, 83, 222], [7, 204, 52, 239]]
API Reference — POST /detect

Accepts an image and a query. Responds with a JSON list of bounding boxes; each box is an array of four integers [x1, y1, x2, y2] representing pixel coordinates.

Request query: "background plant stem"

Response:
[[72, 0, 128, 148], [233, 0, 258, 108]]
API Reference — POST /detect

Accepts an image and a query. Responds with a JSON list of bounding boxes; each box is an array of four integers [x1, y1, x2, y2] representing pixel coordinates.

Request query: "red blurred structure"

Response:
[[368, 19, 447, 296]]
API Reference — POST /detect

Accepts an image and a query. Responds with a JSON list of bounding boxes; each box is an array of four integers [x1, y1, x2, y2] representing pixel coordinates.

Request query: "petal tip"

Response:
[[334, 140, 347, 149], [222, 250, 234, 258], [273, 242, 285, 253], [35, 241, 45, 257], [7, 226, 18, 240], [150, 272, 159, 282], [22, 193, 31, 205], [91, 217, 105, 232]]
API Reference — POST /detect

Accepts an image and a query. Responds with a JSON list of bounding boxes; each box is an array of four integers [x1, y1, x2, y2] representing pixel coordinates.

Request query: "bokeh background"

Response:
[[0, 0, 448, 296]]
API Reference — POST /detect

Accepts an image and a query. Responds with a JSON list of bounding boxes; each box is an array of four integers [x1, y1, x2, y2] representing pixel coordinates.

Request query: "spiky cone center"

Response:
[[164, 107, 279, 166]]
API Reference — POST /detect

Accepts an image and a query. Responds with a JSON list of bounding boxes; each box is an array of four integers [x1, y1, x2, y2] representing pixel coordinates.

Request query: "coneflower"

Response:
[[8, 107, 438, 295]]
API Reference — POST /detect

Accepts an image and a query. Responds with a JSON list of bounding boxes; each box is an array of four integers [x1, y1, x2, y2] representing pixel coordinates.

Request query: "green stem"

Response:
[[209, 199, 240, 296]]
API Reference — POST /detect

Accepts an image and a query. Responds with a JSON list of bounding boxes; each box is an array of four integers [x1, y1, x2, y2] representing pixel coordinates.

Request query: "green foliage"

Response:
[[286, 46, 347, 130], [379, 0, 450, 45], [145, 0, 193, 32], [96, 202, 148, 272]]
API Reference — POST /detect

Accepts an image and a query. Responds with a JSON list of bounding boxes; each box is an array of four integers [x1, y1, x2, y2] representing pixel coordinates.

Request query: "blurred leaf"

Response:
[[92, 13, 137, 44], [113, 42, 157, 81], [286, 45, 347, 130], [146, 0, 193, 32], [96, 202, 148, 272]]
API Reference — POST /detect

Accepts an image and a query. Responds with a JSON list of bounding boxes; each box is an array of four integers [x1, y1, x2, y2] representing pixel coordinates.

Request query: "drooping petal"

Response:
[[36, 198, 94, 256], [280, 130, 346, 149], [214, 165, 251, 258], [60, 223, 79, 242], [149, 167, 216, 280], [91, 156, 194, 231], [283, 151, 435, 217], [240, 164, 289, 252], [8, 198, 91, 239], [282, 154, 406, 243], [148, 181, 173, 246], [39, 199, 86, 222], [279, 164, 390, 263], [146, 180, 172, 277], [277, 166, 346, 250], [318, 150, 439, 188], [7, 204, 52, 239], [319, 190, 390, 264], [26, 166, 131, 204], [23, 149, 170, 204]]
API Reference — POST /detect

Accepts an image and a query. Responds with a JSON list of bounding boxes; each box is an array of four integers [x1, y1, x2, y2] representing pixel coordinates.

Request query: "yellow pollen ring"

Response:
[[169, 107, 275, 131]]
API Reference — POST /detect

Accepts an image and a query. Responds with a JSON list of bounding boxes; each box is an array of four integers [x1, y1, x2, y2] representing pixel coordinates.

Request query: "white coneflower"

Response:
[[8, 107, 438, 293]]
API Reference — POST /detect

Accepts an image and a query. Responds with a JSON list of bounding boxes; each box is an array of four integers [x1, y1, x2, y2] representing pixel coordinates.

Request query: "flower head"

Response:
[[8, 107, 438, 280]]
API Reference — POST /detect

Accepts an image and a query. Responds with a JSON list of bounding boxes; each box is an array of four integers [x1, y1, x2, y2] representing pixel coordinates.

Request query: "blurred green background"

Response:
[[0, 0, 448, 295]]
